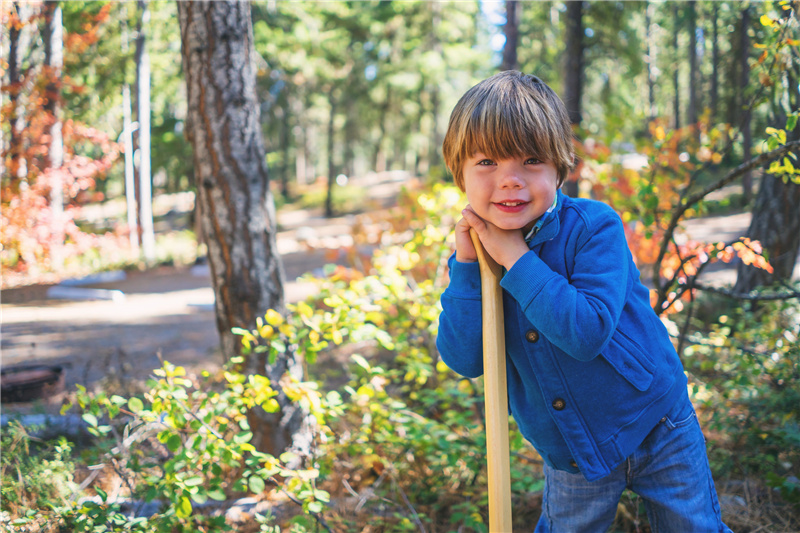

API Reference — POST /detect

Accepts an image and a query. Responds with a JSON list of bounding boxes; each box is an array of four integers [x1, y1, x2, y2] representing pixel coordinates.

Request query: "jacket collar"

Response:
[[527, 189, 565, 247]]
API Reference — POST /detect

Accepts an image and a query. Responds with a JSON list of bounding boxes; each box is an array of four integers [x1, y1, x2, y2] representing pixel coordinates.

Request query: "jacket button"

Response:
[[552, 398, 566, 411], [525, 330, 540, 343]]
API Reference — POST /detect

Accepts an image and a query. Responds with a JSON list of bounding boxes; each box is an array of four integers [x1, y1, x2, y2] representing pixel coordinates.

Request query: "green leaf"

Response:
[[183, 475, 204, 487], [787, 114, 798, 131], [249, 476, 266, 494], [234, 431, 253, 444], [128, 397, 144, 413], [167, 434, 183, 453], [82, 413, 98, 427], [207, 488, 226, 501], [176, 496, 192, 518], [95, 486, 108, 502]]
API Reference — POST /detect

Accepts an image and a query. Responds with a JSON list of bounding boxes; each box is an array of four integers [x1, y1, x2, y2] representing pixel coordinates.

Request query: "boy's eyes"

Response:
[[475, 157, 542, 166]]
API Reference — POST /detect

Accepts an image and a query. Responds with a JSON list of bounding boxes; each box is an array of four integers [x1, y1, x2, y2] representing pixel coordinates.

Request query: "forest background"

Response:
[[2, 1, 800, 532]]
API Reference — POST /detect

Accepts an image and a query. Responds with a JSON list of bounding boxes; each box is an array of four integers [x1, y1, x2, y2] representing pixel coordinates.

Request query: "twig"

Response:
[[267, 477, 334, 533], [653, 140, 800, 311], [691, 282, 800, 301], [391, 472, 427, 533]]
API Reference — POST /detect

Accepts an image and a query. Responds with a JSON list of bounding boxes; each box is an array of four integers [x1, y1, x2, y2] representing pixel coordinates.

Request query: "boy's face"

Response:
[[463, 153, 558, 234]]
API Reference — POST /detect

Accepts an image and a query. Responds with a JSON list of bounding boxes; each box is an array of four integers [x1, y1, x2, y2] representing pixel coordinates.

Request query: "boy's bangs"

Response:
[[462, 102, 553, 164]]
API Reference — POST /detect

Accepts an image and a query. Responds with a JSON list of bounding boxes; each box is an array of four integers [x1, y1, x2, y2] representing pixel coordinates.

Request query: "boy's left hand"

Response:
[[461, 206, 529, 270]]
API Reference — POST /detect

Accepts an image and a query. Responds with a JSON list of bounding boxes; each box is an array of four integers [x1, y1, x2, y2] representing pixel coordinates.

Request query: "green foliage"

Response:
[[682, 296, 800, 505], [1, 423, 77, 528]]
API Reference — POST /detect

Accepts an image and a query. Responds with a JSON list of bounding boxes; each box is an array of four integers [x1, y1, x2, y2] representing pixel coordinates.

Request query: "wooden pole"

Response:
[[470, 229, 513, 531]]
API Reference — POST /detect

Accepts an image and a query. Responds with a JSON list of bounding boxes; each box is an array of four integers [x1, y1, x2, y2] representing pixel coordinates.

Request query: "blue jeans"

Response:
[[535, 394, 733, 533]]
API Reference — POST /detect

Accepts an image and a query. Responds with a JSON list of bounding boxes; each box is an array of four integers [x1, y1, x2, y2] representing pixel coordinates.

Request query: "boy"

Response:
[[436, 71, 732, 532]]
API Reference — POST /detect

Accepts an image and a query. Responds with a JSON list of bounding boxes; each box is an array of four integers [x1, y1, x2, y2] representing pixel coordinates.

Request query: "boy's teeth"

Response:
[[500, 202, 523, 206]]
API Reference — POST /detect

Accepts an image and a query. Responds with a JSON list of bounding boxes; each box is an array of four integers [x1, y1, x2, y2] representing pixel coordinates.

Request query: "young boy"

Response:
[[436, 71, 732, 532]]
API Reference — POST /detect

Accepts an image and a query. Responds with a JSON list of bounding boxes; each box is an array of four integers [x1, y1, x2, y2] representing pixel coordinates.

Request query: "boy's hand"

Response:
[[458, 206, 529, 270]]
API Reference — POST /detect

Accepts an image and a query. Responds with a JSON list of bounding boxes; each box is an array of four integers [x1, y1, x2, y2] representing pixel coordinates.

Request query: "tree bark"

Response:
[[740, 7, 753, 201], [325, 90, 337, 218], [687, 1, 698, 129], [501, 0, 520, 72], [177, 1, 309, 459], [734, 176, 800, 292], [645, 2, 657, 123], [563, 0, 583, 198], [710, 3, 719, 124], [135, 0, 156, 264], [43, 1, 64, 270], [672, 3, 681, 130], [6, 2, 24, 188], [735, 5, 800, 293]]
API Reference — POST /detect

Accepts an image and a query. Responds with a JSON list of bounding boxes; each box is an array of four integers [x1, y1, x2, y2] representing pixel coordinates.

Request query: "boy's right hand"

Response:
[[455, 210, 478, 263]]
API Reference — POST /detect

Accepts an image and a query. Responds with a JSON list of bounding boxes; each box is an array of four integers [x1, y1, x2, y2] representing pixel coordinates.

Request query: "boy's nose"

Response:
[[499, 173, 523, 188]]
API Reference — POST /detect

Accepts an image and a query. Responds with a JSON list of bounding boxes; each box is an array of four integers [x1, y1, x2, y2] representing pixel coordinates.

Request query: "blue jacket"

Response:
[[437, 190, 687, 481]]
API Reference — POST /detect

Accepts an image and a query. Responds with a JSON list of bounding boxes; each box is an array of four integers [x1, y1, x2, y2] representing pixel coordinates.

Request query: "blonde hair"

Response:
[[442, 71, 575, 190]]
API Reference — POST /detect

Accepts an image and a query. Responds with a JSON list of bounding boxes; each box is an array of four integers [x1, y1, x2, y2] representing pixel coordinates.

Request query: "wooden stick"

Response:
[[469, 229, 512, 532]]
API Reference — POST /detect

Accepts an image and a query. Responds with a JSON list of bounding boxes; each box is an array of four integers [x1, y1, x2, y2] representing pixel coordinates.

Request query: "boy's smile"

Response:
[[463, 153, 558, 234]]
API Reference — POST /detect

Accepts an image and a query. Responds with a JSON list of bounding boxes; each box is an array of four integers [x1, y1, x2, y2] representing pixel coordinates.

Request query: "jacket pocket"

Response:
[[601, 330, 655, 391]]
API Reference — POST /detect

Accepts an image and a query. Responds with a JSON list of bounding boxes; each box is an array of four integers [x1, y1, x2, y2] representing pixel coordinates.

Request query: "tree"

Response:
[[502, 0, 520, 72], [563, 0, 583, 198], [43, 1, 64, 269], [735, 4, 800, 294], [176, 1, 309, 458]]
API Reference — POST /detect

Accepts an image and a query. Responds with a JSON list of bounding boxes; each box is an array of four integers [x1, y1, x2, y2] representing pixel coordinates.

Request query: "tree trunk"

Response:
[[325, 90, 337, 218], [502, 0, 520, 72], [740, 7, 753, 201], [43, 1, 64, 270], [6, 2, 24, 188], [687, 1, 698, 129], [563, 0, 583, 198], [177, 1, 309, 459], [710, 3, 719, 124], [734, 176, 800, 292], [645, 2, 657, 123], [135, 0, 156, 264], [429, 2, 443, 173], [735, 5, 800, 293], [672, 3, 681, 130]]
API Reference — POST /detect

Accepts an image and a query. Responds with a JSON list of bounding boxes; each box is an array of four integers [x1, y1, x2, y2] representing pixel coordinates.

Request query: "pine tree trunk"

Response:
[[502, 0, 520, 72], [687, 1, 698, 129], [672, 3, 681, 130], [710, 3, 719, 123], [43, 1, 64, 269], [6, 3, 23, 188], [177, 1, 309, 459], [135, 0, 156, 264], [734, 176, 800, 292], [563, 0, 583, 198], [735, 6, 800, 293], [740, 7, 753, 201], [325, 90, 337, 218], [646, 2, 657, 123]]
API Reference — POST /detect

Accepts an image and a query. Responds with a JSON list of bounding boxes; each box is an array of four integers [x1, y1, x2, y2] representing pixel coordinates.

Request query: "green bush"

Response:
[[683, 296, 800, 505]]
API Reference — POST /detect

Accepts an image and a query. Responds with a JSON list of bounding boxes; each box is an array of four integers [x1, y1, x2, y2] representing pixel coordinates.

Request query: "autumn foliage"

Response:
[[1, 2, 127, 285]]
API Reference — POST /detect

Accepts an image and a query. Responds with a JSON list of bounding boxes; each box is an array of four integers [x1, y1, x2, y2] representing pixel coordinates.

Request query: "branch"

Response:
[[653, 140, 800, 311], [692, 282, 800, 301]]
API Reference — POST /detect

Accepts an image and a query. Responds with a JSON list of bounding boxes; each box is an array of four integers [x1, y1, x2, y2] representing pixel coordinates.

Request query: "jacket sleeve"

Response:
[[499, 209, 632, 361], [436, 254, 485, 378]]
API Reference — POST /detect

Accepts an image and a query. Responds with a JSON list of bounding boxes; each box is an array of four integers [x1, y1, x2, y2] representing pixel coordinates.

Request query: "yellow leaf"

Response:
[[265, 309, 284, 326], [760, 15, 774, 27]]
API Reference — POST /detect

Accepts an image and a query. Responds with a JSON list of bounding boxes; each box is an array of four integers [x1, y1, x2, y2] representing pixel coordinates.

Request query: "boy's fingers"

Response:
[[461, 208, 486, 233]]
